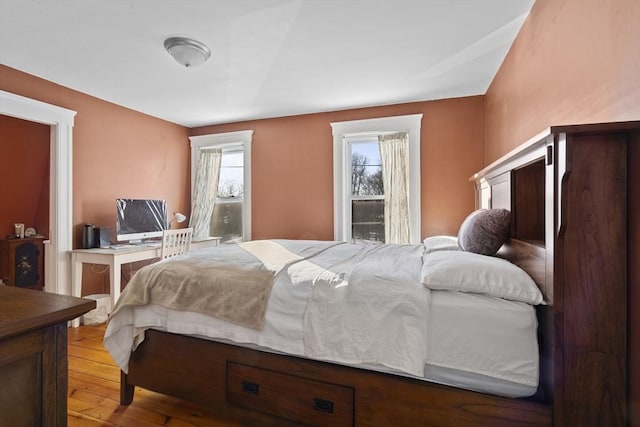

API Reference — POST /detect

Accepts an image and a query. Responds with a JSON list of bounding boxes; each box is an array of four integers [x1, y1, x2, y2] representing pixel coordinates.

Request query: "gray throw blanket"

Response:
[[110, 240, 341, 330]]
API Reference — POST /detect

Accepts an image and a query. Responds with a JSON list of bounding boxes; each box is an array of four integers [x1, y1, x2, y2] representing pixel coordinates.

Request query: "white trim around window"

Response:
[[189, 130, 253, 241], [331, 114, 422, 243]]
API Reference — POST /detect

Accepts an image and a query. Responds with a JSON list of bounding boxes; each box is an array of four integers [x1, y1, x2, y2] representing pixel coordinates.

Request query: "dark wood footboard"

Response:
[[121, 329, 551, 427]]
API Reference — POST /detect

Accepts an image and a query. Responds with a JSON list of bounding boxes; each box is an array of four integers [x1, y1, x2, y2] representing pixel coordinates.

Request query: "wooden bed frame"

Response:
[[120, 228, 551, 425], [119, 121, 640, 426]]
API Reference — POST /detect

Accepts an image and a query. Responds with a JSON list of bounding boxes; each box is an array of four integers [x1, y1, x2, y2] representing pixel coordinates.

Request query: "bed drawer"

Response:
[[226, 361, 354, 427]]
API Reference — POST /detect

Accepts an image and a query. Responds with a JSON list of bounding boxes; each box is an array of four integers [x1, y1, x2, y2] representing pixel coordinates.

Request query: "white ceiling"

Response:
[[0, 0, 534, 128]]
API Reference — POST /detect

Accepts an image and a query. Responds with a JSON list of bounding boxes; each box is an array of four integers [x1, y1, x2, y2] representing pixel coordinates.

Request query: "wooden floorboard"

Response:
[[67, 324, 234, 427]]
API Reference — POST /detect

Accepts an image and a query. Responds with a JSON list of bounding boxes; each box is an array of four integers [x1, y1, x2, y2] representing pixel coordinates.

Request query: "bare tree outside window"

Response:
[[211, 151, 244, 242], [350, 142, 384, 243]]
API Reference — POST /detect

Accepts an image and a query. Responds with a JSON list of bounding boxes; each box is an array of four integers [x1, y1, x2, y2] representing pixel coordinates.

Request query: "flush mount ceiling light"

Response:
[[164, 37, 211, 68]]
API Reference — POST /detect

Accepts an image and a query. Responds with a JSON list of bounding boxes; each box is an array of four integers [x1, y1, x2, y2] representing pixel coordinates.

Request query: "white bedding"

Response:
[[104, 240, 539, 398]]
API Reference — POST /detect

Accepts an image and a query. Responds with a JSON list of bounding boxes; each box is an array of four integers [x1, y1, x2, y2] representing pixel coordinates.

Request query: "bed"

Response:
[[105, 229, 552, 426], [101, 121, 640, 426]]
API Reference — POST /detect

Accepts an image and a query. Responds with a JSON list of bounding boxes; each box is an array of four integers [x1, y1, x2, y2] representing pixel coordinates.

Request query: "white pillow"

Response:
[[422, 236, 460, 253], [421, 251, 544, 305]]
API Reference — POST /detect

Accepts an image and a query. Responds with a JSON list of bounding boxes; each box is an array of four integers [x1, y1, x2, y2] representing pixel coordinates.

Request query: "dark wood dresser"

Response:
[[0, 286, 95, 426]]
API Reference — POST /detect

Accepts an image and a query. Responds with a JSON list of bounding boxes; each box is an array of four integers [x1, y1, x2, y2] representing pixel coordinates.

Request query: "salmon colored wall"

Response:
[[1, 64, 483, 291], [0, 65, 191, 294], [484, 0, 640, 164], [0, 115, 50, 238], [191, 96, 484, 239]]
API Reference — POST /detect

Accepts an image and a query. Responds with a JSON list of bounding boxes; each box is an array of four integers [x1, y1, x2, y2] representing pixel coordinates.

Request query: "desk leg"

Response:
[[110, 259, 122, 310], [71, 254, 83, 328]]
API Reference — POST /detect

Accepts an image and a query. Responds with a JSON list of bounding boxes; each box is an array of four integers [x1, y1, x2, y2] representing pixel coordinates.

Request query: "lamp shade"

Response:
[[164, 37, 211, 68], [168, 212, 188, 229]]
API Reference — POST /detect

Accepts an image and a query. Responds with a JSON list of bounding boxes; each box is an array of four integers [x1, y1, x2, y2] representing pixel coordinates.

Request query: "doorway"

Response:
[[0, 90, 76, 295]]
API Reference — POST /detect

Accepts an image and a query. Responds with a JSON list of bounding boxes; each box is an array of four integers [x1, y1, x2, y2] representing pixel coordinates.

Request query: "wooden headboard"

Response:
[[470, 128, 552, 303], [497, 238, 545, 291], [472, 121, 640, 424]]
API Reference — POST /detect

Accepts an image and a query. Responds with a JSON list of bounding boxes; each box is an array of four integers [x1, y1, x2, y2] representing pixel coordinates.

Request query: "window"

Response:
[[331, 114, 422, 244], [212, 149, 244, 242], [189, 131, 252, 242], [349, 137, 385, 242]]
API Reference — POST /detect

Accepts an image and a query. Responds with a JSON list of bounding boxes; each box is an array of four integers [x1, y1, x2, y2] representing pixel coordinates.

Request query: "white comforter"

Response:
[[104, 239, 540, 397], [300, 242, 428, 375], [105, 240, 429, 376]]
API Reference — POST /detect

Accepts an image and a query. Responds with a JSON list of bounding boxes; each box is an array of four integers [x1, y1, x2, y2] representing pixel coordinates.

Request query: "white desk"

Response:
[[70, 237, 220, 327]]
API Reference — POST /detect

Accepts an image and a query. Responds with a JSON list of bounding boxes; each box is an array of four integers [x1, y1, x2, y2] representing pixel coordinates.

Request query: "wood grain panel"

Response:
[[563, 350, 626, 426], [562, 134, 627, 354], [0, 287, 94, 427], [124, 329, 552, 427], [227, 362, 354, 427], [555, 132, 628, 426], [512, 159, 545, 242], [0, 354, 41, 426], [627, 131, 640, 427]]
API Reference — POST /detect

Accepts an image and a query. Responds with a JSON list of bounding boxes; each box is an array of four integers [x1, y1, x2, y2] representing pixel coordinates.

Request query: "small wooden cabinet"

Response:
[[0, 237, 45, 290]]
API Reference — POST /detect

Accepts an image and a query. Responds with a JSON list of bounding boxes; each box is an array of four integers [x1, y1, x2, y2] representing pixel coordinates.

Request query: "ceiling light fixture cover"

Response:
[[164, 37, 211, 68]]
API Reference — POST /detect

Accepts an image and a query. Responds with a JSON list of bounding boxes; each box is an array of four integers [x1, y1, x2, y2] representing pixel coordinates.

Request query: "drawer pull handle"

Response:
[[313, 397, 334, 414], [241, 381, 259, 395]]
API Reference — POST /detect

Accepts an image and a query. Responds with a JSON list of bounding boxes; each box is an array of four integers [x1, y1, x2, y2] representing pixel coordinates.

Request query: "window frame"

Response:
[[331, 114, 422, 243], [189, 130, 253, 241]]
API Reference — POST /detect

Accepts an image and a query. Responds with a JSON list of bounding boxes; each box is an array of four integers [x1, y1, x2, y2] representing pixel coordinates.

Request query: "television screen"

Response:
[[116, 198, 167, 243]]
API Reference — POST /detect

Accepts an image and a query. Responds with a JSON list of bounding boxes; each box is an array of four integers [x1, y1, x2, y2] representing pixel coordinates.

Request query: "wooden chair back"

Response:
[[161, 228, 193, 260]]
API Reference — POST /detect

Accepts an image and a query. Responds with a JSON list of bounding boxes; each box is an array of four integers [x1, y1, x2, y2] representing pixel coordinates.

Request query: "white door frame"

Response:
[[0, 90, 76, 295]]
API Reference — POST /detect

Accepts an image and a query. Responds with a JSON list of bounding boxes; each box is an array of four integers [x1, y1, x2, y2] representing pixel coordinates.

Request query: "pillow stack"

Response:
[[420, 208, 544, 305]]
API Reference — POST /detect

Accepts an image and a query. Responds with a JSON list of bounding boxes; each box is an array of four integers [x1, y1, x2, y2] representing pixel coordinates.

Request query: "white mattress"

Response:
[[104, 267, 539, 398]]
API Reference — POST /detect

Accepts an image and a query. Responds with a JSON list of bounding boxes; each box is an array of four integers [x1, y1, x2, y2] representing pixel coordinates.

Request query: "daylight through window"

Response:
[[331, 114, 422, 244], [211, 150, 244, 242], [189, 130, 252, 242], [350, 138, 385, 242]]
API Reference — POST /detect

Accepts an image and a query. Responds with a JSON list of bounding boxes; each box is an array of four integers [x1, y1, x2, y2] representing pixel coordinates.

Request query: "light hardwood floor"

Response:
[[67, 324, 228, 426]]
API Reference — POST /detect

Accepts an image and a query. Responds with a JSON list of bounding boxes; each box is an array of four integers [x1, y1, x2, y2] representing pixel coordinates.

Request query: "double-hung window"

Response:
[[211, 148, 244, 242], [189, 130, 252, 242], [348, 135, 385, 242], [331, 114, 422, 244]]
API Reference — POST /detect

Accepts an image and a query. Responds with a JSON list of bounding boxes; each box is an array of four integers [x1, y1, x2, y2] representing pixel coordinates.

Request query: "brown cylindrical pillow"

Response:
[[457, 209, 511, 256]]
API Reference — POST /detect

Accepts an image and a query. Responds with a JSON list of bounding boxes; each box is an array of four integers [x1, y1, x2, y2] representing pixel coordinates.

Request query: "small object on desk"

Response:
[[82, 223, 95, 248], [109, 244, 135, 249]]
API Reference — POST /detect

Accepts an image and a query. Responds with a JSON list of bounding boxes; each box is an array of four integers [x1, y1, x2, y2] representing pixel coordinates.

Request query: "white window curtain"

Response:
[[189, 148, 222, 240], [379, 132, 411, 244]]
